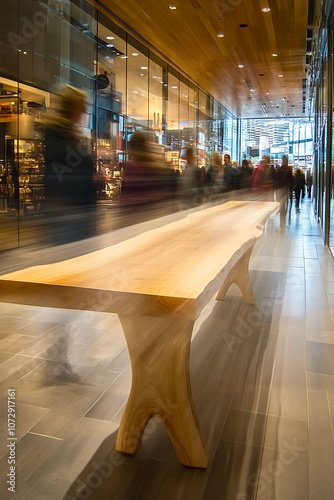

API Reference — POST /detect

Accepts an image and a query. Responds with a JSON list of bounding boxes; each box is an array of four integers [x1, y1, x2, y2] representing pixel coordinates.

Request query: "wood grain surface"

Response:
[[0, 201, 279, 318]]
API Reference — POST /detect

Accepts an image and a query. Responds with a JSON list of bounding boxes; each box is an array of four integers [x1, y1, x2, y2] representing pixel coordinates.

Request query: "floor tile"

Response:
[[306, 341, 334, 375]]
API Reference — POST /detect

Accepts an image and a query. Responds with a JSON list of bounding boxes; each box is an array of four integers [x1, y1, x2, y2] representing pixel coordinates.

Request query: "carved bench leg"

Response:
[[216, 242, 256, 304], [116, 314, 209, 468]]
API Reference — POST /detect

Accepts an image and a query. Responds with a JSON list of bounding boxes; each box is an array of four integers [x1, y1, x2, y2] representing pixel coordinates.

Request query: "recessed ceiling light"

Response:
[[272, 53, 278, 57], [132, 52, 138, 56], [106, 44, 114, 48], [238, 64, 244, 68], [120, 55, 127, 59], [140, 66, 148, 69], [217, 33, 224, 38], [278, 74, 284, 77], [169, 5, 178, 10], [171, 85, 178, 89], [262, 7, 271, 12], [106, 36, 115, 40]]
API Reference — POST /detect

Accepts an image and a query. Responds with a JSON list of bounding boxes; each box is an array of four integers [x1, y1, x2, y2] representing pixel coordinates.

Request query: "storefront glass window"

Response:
[[126, 40, 149, 133], [149, 57, 164, 149], [166, 71, 180, 161], [95, 18, 126, 207], [223, 114, 234, 158], [183, 84, 197, 161]]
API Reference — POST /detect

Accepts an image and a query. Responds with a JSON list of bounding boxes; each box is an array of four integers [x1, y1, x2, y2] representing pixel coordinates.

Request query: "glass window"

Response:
[[149, 56, 164, 148], [167, 71, 180, 154], [126, 40, 149, 133], [95, 17, 126, 206]]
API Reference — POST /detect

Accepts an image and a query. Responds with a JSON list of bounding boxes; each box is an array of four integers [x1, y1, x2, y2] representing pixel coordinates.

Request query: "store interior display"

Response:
[[17, 138, 45, 216], [0, 80, 48, 217]]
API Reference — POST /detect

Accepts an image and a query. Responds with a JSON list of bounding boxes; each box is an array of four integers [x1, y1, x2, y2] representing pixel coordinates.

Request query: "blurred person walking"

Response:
[[43, 84, 97, 244], [179, 146, 201, 208], [240, 158, 253, 189], [293, 168, 306, 211], [275, 155, 293, 228], [306, 169, 313, 198], [42, 85, 97, 382], [252, 154, 275, 200], [120, 131, 173, 219], [223, 153, 242, 191], [207, 151, 223, 197]]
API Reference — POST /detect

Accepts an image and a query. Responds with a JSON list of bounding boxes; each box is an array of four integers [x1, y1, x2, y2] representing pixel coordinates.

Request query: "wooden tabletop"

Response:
[[0, 201, 279, 318]]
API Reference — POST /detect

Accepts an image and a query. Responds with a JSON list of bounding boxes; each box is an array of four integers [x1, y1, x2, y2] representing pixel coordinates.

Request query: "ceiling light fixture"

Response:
[[238, 64, 244, 68], [169, 5, 178, 10], [217, 33, 224, 37], [262, 7, 271, 13], [106, 36, 115, 40], [272, 53, 278, 57]]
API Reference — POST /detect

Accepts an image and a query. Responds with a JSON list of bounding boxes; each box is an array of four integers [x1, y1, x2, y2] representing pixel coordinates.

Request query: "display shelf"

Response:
[[5, 138, 45, 216]]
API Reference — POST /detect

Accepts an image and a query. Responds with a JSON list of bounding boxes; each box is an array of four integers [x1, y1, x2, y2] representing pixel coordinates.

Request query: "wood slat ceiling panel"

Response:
[[96, 0, 312, 118]]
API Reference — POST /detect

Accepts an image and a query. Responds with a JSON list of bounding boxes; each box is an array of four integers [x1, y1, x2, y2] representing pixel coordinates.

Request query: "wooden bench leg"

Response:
[[216, 243, 256, 304], [115, 314, 209, 468]]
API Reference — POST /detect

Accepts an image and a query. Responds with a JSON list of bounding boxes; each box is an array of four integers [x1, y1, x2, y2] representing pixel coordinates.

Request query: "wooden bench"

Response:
[[0, 200, 278, 468]]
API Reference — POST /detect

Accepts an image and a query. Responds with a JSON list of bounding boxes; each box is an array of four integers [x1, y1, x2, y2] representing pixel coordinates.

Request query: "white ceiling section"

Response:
[[94, 0, 321, 118]]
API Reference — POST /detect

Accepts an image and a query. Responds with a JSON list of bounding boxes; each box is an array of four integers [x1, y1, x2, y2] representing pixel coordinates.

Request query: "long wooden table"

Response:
[[0, 201, 278, 468]]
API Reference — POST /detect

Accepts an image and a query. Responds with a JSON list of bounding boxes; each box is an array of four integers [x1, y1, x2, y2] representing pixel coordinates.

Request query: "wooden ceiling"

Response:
[[95, 0, 318, 119]]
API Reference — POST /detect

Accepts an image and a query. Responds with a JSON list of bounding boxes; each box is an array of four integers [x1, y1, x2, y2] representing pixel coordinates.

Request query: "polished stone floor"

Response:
[[0, 195, 334, 500]]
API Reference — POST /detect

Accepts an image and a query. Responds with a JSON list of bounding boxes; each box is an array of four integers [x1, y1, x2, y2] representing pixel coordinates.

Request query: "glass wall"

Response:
[[239, 118, 314, 168], [307, 0, 334, 254], [0, 0, 235, 251], [94, 17, 126, 208]]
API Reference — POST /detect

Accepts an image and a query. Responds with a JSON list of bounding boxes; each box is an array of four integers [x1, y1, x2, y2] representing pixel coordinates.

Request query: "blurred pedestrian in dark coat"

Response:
[[43, 85, 96, 243]]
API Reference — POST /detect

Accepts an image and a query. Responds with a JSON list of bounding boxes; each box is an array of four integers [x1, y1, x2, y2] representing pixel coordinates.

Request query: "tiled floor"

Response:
[[0, 195, 334, 499]]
